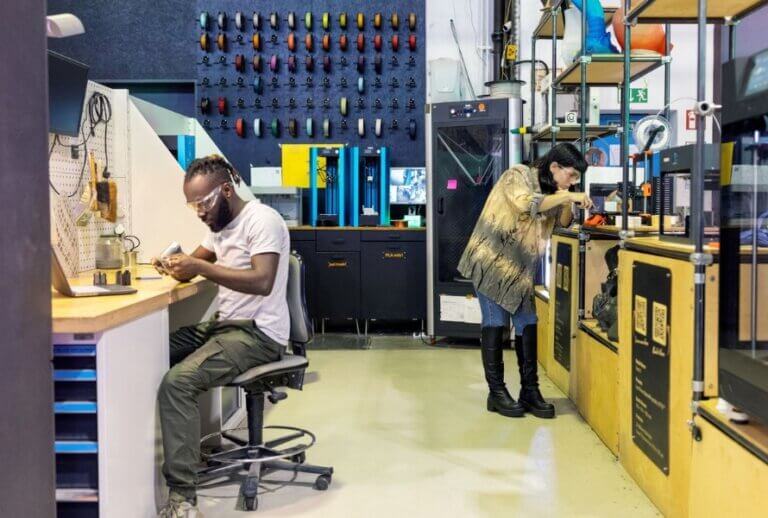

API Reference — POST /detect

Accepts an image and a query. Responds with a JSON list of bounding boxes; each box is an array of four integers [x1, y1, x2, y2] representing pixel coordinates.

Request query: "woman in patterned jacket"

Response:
[[458, 143, 593, 418]]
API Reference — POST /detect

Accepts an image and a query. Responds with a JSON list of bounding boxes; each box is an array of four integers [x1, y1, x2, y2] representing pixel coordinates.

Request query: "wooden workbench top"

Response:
[[52, 266, 215, 334], [698, 399, 768, 463], [578, 318, 619, 353], [624, 236, 719, 255]]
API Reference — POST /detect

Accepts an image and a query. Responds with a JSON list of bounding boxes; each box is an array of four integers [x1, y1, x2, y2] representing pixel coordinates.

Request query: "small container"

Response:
[[123, 250, 139, 277], [95, 235, 124, 269]]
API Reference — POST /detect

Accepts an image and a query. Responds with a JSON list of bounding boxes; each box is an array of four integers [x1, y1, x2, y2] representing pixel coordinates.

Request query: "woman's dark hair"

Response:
[[532, 143, 588, 194]]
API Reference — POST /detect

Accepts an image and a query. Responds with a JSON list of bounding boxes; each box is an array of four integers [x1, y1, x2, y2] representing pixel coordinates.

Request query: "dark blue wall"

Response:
[[195, 1, 427, 179], [47, 1, 426, 183], [47, 0, 195, 81]]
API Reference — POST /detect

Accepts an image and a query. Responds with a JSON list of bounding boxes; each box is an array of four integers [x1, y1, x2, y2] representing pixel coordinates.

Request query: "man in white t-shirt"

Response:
[[153, 155, 290, 518]]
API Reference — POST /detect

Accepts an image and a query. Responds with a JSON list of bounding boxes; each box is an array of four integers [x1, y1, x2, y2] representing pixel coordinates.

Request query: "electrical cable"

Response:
[[49, 91, 112, 197], [449, 19, 476, 99]]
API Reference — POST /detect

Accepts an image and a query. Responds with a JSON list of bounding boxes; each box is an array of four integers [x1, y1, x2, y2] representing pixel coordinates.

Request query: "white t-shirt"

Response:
[[201, 200, 290, 344]]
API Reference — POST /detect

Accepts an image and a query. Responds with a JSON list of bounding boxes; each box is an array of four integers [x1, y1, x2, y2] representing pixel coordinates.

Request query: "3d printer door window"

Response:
[[433, 123, 504, 283]]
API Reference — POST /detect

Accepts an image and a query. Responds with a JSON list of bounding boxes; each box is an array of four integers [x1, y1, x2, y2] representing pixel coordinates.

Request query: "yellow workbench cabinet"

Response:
[[547, 230, 579, 397], [689, 400, 768, 518], [617, 237, 719, 518], [534, 285, 550, 374], [575, 319, 620, 457], [546, 227, 622, 399]]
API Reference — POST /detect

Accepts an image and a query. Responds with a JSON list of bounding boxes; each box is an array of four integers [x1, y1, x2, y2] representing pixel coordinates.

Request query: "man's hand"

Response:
[[164, 253, 204, 282], [151, 257, 169, 276]]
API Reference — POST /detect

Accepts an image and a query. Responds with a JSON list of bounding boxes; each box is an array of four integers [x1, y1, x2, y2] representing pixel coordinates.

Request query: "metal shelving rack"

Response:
[[531, 0, 768, 412], [619, 0, 768, 412], [530, 0, 672, 321]]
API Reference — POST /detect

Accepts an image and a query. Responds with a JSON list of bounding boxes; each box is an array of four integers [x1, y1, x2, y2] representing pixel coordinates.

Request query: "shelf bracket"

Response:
[[578, 55, 592, 65], [694, 100, 722, 118], [689, 252, 713, 267], [619, 229, 635, 241]]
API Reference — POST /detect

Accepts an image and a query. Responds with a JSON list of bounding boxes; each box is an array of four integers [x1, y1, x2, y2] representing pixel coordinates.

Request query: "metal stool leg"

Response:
[[241, 461, 261, 510]]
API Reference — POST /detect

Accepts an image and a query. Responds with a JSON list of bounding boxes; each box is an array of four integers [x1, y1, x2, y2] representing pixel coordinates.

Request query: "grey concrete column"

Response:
[[0, 1, 56, 516]]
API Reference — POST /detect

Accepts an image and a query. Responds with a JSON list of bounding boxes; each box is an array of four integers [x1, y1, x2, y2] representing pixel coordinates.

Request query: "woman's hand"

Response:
[[569, 192, 594, 210]]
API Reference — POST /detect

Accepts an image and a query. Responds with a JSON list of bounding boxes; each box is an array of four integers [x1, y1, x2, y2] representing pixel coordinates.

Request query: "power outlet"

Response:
[[70, 146, 79, 160]]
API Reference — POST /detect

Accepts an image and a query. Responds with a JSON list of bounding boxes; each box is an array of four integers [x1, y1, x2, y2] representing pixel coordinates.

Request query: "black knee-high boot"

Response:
[[482, 327, 525, 418], [515, 325, 555, 418]]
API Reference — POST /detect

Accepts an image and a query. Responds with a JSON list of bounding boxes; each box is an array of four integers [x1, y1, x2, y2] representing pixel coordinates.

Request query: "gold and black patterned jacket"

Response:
[[458, 164, 563, 315]]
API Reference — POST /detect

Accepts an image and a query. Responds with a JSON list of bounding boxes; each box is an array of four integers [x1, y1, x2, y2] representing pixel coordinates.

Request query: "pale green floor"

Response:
[[198, 336, 660, 518]]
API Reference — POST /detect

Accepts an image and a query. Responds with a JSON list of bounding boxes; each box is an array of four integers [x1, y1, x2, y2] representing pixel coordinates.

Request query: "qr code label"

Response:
[[652, 302, 668, 346], [634, 295, 647, 336], [563, 266, 570, 293], [556, 264, 563, 289]]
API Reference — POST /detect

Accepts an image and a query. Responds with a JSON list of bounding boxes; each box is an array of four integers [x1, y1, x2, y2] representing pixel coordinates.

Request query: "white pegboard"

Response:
[[49, 82, 131, 274]]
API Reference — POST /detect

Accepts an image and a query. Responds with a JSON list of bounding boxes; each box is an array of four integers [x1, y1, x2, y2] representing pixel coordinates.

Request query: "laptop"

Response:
[[51, 248, 137, 297]]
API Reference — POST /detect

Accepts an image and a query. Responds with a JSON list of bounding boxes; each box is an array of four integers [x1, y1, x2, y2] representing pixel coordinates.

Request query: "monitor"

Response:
[[47, 50, 89, 137], [390, 167, 427, 205]]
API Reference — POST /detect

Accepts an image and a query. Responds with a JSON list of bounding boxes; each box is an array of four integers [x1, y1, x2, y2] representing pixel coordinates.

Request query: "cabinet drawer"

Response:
[[315, 252, 360, 319], [360, 230, 425, 242], [361, 241, 426, 320], [316, 230, 360, 252], [289, 229, 316, 242]]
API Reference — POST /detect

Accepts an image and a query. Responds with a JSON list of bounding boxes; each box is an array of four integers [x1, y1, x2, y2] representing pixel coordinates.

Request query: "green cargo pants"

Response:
[[158, 318, 283, 500]]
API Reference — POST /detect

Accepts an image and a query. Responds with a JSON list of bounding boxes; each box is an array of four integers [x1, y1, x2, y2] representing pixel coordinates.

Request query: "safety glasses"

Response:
[[187, 183, 226, 212]]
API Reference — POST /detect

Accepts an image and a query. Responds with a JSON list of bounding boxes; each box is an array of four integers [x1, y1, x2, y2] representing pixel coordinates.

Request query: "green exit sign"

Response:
[[630, 87, 649, 103]]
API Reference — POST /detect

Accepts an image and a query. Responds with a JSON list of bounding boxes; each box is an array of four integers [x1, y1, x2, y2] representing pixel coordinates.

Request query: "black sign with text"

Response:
[[553, 242, 572, 370], [631, 262, 672, 474]]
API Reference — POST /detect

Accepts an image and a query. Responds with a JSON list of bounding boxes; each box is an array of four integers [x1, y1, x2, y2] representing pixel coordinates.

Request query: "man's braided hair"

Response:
[[185, 154, 242, 186]]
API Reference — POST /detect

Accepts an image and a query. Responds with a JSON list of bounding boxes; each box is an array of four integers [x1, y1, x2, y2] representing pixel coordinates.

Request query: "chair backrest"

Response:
[[287, 252, 313, 346]]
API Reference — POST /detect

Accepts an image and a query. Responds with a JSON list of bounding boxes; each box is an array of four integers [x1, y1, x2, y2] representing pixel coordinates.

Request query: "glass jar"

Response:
[[95, 235, 124, 269]]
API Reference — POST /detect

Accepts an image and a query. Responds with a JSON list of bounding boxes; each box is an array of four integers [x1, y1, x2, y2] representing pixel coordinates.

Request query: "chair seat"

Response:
[[228, 355, 309, 387]]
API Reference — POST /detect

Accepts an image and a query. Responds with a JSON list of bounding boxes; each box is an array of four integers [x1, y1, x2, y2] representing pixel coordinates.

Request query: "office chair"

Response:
[[198, 253, 333, 511]]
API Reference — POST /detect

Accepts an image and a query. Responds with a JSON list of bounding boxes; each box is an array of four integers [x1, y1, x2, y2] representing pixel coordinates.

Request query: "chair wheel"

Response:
[[244, 495, 258, 510], [314, 474, 331, 491], [292, 452, 306, 464]]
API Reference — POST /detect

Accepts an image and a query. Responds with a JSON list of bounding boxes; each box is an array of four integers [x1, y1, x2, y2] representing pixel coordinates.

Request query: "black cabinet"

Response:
[[317, 230, 361, 252], [315, 252, 361, 319], [361, 235, 426, 321], [289, 229, 426, 322]]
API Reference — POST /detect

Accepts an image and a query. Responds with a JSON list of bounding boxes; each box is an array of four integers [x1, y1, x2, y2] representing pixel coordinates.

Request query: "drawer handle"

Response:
[[328, 258, 348, 268]]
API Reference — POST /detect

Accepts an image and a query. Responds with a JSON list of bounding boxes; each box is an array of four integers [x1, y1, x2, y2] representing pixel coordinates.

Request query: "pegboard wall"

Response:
[[50, 82, 131, 275], [194, 1, 426, 182]]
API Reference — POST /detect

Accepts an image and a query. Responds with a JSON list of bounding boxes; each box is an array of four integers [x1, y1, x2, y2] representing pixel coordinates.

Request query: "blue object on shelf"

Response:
[[54, 401, 98, 414], [55, 441, 98, 454], [177, 135, 196, 171], [54, 370, 97, 382], [53, 344, 96, 357], [310, 147, 347, 226], [569, 0, 617, 55], [349, 146, 390, 226]]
